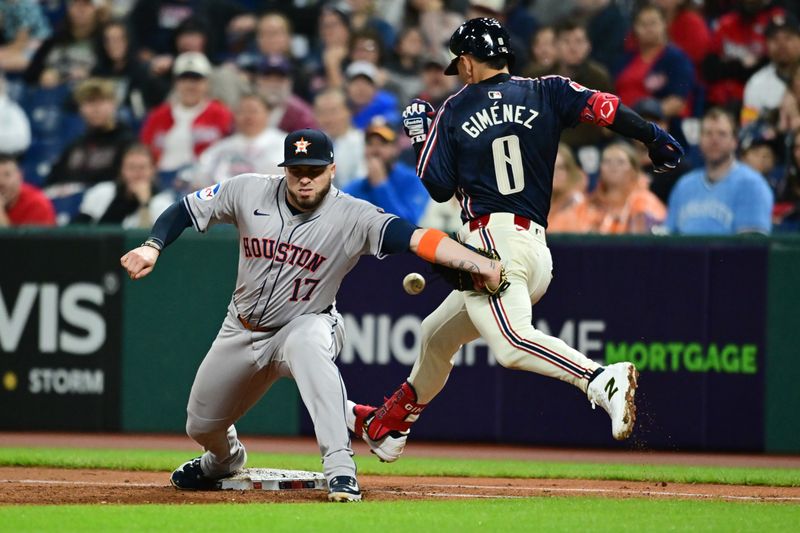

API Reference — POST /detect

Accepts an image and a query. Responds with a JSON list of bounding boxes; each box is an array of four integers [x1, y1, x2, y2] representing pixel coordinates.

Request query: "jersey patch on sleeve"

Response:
[[195, 183, 221, 201]]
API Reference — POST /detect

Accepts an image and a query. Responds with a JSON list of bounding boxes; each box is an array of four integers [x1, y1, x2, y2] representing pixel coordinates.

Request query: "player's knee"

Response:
[[486, 336, 527, 369], [185, 414, 222, 443]]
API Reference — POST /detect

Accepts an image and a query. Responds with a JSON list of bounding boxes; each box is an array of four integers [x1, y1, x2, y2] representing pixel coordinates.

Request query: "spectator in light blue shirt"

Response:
[[666, 108, 773, 235], [343, 121, 429, 224]]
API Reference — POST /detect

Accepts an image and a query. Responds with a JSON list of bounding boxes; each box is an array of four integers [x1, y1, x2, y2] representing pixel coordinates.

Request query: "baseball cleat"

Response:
[[327, 476, 362, 502], [586, 362, 638, 440], [345, 400, 408, 463], [170, 457, 221, 490]]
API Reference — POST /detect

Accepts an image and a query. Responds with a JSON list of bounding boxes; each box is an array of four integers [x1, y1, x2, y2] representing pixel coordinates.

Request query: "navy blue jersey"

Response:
[[416, 73, 594, 228]]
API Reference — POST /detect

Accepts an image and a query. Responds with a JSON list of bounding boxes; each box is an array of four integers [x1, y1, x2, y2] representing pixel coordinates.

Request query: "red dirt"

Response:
[[1, 433, 799, 505]]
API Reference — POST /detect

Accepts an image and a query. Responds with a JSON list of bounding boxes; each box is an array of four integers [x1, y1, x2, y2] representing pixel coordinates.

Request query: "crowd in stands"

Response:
[[1, 0, 800, 235]]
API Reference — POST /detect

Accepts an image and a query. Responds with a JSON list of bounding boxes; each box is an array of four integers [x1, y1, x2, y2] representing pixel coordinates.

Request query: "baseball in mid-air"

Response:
[[403, 273, 426, 295]]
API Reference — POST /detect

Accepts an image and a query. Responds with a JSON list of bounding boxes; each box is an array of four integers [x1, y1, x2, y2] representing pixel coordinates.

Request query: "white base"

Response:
[[217, 468, 327, 491]]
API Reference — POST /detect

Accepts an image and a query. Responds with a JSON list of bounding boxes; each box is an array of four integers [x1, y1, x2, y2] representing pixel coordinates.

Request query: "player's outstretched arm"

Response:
[[580, 92, 684, 173], [410, 228, 505, 295], [119, 200, 192, 280]]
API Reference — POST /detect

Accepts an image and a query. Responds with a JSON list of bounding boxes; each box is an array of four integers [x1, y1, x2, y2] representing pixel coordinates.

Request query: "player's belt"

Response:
[[238, 315, 279, 333], [237, 305, 334, 333], [468, 214, 532, 231]]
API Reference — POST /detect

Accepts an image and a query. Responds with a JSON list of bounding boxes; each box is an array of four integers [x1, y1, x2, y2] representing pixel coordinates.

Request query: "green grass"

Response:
[[1, 447, 799, 487], [1, 499, 799, 532]]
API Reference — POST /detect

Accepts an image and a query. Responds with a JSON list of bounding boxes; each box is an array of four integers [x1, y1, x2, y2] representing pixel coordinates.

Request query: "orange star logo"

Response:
[[293, 137, 312, 154]]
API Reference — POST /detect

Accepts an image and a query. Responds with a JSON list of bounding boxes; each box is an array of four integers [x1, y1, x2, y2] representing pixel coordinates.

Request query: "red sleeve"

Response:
[[670, 11, 712, 65], [28, 201, 56, 225]]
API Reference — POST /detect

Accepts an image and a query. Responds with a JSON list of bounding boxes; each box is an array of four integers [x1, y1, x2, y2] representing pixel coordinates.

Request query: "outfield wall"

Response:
[[1, 228, 798, 453]]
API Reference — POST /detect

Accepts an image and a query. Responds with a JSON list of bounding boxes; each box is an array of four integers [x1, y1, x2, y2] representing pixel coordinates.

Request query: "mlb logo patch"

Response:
[[196, 183, 220, 201], [488, 91, 502, 100]]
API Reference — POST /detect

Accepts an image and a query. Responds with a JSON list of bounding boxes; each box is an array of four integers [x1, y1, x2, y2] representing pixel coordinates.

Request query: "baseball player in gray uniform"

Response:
[[120, 128, 505, 502]]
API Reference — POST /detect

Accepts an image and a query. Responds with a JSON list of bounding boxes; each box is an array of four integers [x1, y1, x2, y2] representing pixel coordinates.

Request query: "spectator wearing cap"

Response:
[[46, 77, 135, 187], [741, 13, 800, 126], [0, 0, 51, 74], [666, 108, 773, 235], [247, 12, 313, 101], [345, 60, 400, 129], [739, 119, 783, 193], [147, 17, 250, 109], [0, 153, 55, 227], [343, 122, 429, 223], [24, 0, 102, 88], [192, 93, 285, 188], [616, 5, 695, 121], [313, 88, 366, 189], [140, 52, 234, 184], [0, 74, 31, 156], [250, 54, 318, 134], [532, 20, 614, 150]]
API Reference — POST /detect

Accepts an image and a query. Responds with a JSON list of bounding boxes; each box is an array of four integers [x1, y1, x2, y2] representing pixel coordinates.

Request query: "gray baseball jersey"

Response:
[[184, 173, 396, 328], [179, 173, 397, 485]]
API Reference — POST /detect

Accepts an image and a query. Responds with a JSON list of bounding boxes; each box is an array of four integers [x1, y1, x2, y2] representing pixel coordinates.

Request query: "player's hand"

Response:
[[402, 99, 435, 145], [120, 246, 160, 280], [646, 124, 684, 174], [472, 261, 507, 296]]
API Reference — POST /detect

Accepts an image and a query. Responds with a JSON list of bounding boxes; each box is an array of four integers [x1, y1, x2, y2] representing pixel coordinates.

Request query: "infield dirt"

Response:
[[1, 433, 799, 505]]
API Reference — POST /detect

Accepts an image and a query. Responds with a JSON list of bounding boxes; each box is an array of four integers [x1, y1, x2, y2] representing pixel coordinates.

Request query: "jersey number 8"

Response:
[[492, 134, 525, 195]]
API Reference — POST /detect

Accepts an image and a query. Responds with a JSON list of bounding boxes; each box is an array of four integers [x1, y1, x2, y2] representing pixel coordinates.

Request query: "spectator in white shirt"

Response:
[[0, 74, 31, 155], [75, 143, 174, 228], [192, 92, 285, 187]]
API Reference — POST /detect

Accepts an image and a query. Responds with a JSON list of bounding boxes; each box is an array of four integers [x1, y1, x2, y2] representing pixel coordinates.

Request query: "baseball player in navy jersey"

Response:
[[120, 128, 506, 501], [347, 18, 685, 462]]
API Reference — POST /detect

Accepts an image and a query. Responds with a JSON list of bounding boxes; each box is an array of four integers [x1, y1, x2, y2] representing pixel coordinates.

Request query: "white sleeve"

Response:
[[343, 197, 398, 258], [78, 182, 116, 222], [0, 104, 32, 154]]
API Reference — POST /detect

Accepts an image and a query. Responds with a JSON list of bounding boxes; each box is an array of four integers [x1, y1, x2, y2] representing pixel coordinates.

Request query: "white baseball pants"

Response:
[[409, 213, 601, 403]]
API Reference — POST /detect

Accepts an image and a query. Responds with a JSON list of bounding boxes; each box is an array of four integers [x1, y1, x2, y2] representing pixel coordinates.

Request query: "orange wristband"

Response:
[[417, 229, 447, 262]]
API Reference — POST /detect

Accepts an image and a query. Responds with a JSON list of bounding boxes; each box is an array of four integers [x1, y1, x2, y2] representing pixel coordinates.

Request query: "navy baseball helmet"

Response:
[[444, 17, 514, 75], [278, 129, 335, 167]]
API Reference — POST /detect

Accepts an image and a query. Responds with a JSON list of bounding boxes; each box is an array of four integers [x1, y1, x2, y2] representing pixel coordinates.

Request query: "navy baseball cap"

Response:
[[278, 129, 335, 167]]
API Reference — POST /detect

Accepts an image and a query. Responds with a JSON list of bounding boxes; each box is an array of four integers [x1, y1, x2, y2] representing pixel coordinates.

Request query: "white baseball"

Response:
[[403, 273, 426, 295]]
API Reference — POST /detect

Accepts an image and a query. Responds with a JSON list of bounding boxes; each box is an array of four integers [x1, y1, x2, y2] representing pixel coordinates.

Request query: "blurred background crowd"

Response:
[[1, 0, 799, 234]]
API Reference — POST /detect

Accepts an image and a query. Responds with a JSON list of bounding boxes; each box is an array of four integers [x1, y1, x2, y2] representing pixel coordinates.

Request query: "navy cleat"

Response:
[[170, 457, 220, 490], [327, 476, 362, 502]]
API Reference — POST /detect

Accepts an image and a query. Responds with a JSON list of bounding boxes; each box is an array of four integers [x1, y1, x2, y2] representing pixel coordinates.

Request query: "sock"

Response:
[[587, 367, 605, 386]]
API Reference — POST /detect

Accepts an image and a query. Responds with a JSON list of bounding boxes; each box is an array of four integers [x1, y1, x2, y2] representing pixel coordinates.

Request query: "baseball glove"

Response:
[[432, 244, 510, 296]]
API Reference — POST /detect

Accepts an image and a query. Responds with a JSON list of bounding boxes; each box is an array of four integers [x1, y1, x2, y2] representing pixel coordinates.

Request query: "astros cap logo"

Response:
[[294, 137, 312, 154]]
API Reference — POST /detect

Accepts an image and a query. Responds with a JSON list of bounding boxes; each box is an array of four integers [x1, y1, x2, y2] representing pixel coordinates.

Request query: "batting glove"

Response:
[[646, 124, 684, 174], [402, 99, 435, 145]]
